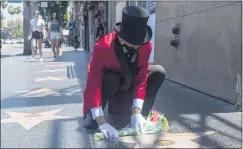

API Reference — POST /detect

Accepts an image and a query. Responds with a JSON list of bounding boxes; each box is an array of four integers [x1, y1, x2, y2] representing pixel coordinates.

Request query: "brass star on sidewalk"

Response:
[[46, 64, 67, 67], [47, 62, 66, 64], [38, 69, 66, 73], [120, 131, 216, 148], [31, 76, 66, 82], [1, 109, 73, 130], [14, 88, 60, 97]]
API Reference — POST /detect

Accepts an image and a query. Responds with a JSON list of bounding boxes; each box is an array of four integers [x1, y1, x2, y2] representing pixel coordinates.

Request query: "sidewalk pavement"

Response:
[[1, 44, 241, 148]]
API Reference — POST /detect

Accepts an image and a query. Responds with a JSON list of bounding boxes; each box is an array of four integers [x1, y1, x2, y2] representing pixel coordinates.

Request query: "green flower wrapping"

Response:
[[94, 110, 169, 141]]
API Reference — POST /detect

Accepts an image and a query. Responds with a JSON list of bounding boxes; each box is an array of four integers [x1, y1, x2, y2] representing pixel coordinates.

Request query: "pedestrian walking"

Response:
[[28, 11, 46, 62], [48, 12, 63, 61]]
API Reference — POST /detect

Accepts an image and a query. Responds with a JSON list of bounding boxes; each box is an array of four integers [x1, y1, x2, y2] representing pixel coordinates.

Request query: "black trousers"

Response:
[[102, 65, 166, 116], [83, 64, 166, 129]]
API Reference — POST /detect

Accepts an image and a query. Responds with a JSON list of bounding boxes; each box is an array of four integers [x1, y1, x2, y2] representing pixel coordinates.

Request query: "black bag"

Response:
[[45, 39, 50, 48]]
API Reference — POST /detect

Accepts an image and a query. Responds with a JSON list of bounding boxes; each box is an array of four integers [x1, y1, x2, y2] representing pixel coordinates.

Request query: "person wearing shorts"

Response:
[[48, 12, 63, 61], [28, 11, 45, 62]]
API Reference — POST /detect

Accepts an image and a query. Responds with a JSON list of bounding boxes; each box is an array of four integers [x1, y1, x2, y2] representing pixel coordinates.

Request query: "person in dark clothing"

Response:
[[83, 6, 166, 140], [72, 14, 80, 50], [95, 17, 104, 41]]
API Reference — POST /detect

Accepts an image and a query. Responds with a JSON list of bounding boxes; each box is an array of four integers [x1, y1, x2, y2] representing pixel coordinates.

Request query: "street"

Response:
[[1, 44, 241, 148]]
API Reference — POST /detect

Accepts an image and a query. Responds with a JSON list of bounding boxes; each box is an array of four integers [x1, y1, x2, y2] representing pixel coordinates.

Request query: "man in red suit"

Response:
[[83, 6, 166, 139]]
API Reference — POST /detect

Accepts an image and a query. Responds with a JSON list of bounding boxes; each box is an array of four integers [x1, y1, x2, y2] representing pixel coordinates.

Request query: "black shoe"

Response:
[[83, 111, 98, 129]]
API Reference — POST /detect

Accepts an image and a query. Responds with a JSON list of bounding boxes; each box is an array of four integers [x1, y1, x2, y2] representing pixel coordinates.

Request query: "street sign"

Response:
[[41, 2, 48, 8]]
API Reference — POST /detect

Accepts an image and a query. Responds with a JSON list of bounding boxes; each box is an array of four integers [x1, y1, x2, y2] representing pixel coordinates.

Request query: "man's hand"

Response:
[[99, 123, 119, 139], [96, 116, 119, 139], [131, 113, 147, 133], [132, 107, 142, 114], [95, 115, 107, 126], [131, 106, 146, 133], [91, 106, 119, 139]]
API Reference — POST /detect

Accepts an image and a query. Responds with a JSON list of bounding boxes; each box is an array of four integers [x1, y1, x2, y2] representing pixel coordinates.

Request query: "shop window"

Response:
[[128, 1, 137, 6], [127, 1, 147, 8], [138, 1, 147, 8], [94, 1, 106, 41]]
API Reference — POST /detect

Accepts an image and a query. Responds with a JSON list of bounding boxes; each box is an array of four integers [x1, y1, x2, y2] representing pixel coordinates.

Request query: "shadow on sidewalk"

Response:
[[52, 49, 241, 148], [47, 117, 136, 148], [1, 85, 84, 109], [1, 53, 25, 59]]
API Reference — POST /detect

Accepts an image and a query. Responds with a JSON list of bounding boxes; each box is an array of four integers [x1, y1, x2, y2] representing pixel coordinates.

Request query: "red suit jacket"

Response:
[[83, 31, 152, 115]]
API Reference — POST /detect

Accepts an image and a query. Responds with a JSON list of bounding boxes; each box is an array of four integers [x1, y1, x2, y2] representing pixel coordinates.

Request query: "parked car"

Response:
[[17, 38, 24, 43], [11, 39, 18, 44], [4, 39, 11, 44]]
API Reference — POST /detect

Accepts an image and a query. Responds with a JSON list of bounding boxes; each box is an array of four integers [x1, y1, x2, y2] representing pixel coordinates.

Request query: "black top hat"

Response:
[[114, 6, 152, 45]]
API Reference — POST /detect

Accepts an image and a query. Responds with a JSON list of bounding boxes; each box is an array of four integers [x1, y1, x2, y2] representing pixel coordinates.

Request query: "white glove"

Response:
[[99, 123, 119, 139], [131, 114, 147, 133]]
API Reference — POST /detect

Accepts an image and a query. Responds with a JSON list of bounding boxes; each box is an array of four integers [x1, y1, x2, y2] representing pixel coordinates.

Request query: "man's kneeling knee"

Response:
[[151, 65, 166, 80]]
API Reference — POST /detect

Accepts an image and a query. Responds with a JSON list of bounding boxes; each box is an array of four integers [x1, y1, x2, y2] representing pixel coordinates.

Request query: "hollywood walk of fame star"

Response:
[[14, 88, 60, 97], [119, 131, 216, 148], [46, 64, 68, 67], [38, 69, 66, 73], [46, 62, 67, 65], [30, 76, 66, 82], [76, 73, 87, 76], [46, 62, 75, 67], [1, 109, 73, 130]]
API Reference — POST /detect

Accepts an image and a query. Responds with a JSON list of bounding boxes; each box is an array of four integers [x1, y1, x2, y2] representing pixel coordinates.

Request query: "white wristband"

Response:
[[132, 98, 144, 110], [91, 106, 104, 119]]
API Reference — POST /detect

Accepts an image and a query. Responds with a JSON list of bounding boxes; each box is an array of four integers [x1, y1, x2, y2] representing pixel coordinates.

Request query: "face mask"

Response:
[[121, 44, 139, 55], [121, 44, 139, 63]]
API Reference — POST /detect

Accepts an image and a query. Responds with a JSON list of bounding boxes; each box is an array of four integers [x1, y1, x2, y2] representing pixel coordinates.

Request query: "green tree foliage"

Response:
[[5, 19, 23, 38], [1, 0, 8, 21], [5, 5, 23, 38], [8, 5, 15, 16], [1, 0, 8, 9], [39, 1, 69, 27], [64, 11, 70, 26], [14, 6, 22, 16], [13, 23, 24, 38]]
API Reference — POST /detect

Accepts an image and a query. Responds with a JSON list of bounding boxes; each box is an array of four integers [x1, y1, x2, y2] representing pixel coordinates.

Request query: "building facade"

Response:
[[72, 1, 84, 49], [154, 1, 242, 104], [82, 1, 107, 51], [72, 1, 242, 107], [82, 1, 148, 51]]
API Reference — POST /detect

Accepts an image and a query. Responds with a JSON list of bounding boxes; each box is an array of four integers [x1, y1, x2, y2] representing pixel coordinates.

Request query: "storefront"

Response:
[[146, 0, 156, 64], [83, 1, 107, 51], [88, 7, 94, 51]]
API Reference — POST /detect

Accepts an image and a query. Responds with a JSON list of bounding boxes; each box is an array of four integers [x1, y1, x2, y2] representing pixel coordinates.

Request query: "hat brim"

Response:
[[114, 22, 152, 45]]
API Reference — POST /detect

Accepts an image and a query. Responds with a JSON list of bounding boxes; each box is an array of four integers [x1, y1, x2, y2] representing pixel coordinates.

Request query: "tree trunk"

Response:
[[23, 1, 38, 55]]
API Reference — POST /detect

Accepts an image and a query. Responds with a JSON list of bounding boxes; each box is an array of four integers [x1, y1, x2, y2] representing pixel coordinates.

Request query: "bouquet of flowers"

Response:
[[94, 110, 169, 141]]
